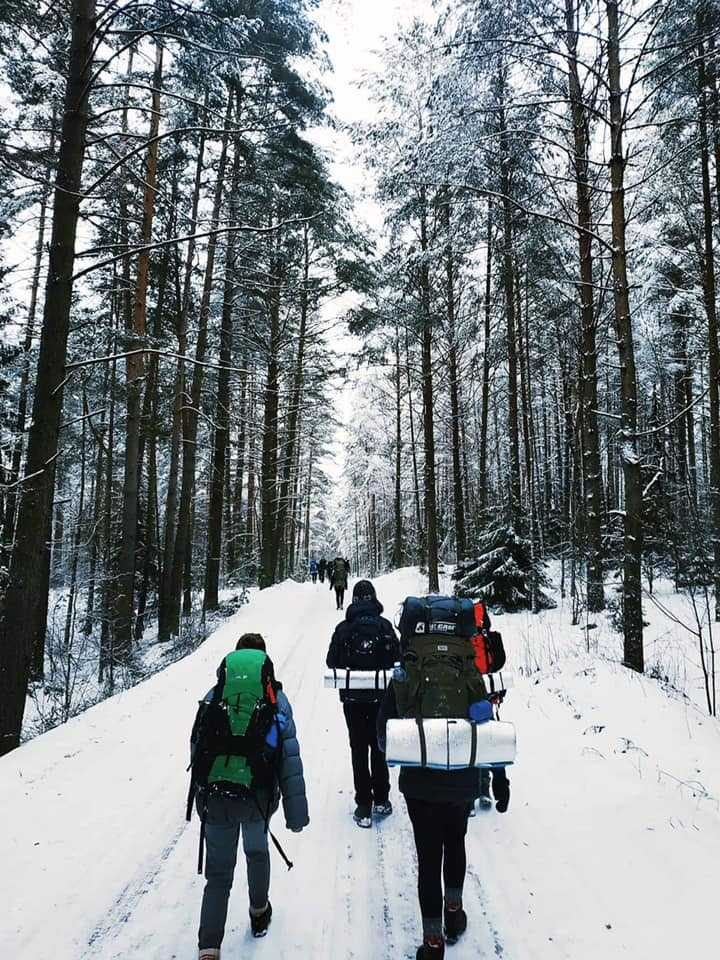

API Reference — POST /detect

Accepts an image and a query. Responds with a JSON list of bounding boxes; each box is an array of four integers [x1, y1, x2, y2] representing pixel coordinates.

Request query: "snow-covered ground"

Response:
[[2, 567, 719, 959]]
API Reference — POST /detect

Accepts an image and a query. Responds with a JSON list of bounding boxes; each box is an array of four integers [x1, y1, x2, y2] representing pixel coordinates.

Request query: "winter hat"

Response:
[[353, 579, 377, 601]]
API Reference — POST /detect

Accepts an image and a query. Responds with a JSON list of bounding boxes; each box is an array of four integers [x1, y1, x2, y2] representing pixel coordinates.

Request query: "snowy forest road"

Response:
[[2, 568, 719, 960]]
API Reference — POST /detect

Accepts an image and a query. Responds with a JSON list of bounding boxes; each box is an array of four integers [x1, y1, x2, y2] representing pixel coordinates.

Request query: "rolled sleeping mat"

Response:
[[481, 670, 513, 693], [324, 667, 392, 691], [385, 718, 516, 769]]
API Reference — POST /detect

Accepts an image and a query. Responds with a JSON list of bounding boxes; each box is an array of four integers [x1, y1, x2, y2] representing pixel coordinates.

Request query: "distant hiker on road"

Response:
[[318, 558, 327, 583], [331, 556, 349, 610], [378, 596, 492, 959], [327, 579, 400, 827], [187, 633, 309, 959], [309, 558, 318, 584]]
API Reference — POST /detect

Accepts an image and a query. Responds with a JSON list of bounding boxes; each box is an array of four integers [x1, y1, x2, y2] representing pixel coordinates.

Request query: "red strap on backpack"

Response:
[[472, 600, 491, 673]]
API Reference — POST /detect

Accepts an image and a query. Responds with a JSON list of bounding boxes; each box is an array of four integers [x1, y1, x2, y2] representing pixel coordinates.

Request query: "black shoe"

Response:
[[416, 939, 445, 959], [444, 907, 467, 944], [373, 800, 393, 817], [492, 771, 510, 813], [353, 804, 372, 828], [250, 901, 272, 937]]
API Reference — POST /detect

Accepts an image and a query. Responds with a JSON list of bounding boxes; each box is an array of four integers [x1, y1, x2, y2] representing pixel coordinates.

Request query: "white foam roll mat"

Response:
[[323, 668, 513, 692], [324, 668, 392, 690], [385, 718, 516, 769]]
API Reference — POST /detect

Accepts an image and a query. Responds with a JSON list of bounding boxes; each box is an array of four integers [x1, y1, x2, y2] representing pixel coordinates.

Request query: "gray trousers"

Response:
[[198, 794, 272, 949]]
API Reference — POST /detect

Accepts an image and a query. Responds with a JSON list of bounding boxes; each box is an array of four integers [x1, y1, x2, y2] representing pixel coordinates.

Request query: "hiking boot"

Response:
[[444, 906, 467, 944], [353, 804, 372, 828], [416, 938, 445, 959], [374, 800, 393, 817], [478, 793, 493, 810], [199, 950, 220, 960], [250, 901, 272, 938]]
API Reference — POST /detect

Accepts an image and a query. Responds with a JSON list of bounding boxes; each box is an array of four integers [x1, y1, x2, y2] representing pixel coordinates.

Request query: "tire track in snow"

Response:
[[466, 863, 505, 957], [85, 820, 188, 955]]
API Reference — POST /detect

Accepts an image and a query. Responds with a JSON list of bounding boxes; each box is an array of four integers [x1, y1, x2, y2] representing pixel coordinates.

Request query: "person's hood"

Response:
[[346, 597, 384, 621]]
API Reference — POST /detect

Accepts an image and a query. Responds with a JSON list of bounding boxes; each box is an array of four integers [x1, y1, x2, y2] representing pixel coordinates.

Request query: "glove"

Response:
[[469, 699, 494, 723], [492, 769, 510, 813]]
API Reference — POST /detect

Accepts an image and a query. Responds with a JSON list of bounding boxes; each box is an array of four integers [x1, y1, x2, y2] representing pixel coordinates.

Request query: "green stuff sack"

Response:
[[395, 600, 487, 720]]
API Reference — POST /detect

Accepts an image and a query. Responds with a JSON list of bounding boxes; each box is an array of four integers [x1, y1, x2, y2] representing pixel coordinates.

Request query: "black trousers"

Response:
[[342, 701, 390, 807], [406, 798, 472, 920], [335, 585, 346, 608]]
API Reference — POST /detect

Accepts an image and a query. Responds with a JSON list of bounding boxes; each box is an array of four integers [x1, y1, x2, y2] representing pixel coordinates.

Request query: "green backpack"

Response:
[[333, 557, 348, 587], [187, 648, 280, 816], [395, 634, 487, 720]]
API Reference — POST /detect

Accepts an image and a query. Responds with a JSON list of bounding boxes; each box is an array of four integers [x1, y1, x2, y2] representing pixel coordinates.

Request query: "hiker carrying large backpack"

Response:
[[326, 579, 400, 827], [470, 599, 511, 815], [332, 556, 348, 610], [377, 595, 490, 960], [187, 633, 309, 959]]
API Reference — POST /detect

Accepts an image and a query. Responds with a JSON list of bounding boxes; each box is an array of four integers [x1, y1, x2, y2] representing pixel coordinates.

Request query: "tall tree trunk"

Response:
[[272, 223, 310, 569], [497, 69, 522, 532], [2, 103, 58, 554], [393, 323, 403, 567], [566, 0, 605, 610], [606, 0, 644, 670], [204, 96, 244, 609], [479, 202, 493, 516], [259, 216, 283, 589], [114, 43, 164, 659], [405, 328, 425, 565], [0, 0, 96, 757], [443, 193, 467, 560], [419, 187, 439, 591], [167, 94, 232, 632], [697, 16, 720, 619], [157, 93, 209, 640]]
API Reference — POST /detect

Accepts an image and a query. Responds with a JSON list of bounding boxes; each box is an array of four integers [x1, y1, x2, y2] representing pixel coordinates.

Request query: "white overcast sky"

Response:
[[311, 0, 433, 212], [310, 0, 435, 483]]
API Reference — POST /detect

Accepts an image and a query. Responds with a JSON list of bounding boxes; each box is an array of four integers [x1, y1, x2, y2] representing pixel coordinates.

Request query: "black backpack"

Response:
[[342, 614, 396, 671]]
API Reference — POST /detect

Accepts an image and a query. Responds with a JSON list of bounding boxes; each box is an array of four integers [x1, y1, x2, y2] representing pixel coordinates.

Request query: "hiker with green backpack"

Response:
[[377, 596, 493, 960], [187, 633, 309, 960]]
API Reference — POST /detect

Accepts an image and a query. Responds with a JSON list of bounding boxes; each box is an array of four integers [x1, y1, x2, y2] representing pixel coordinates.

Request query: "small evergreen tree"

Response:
[[453, 523, 555, 611]]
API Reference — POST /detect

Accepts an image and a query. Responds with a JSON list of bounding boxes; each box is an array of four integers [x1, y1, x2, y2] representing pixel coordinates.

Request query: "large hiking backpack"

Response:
[[341, 614, 396, 671], [333, 557, 348, 588], [187, 649, 280, 816], [471, 600, 507, 673], [187, 648, 295, 874], [395, 596, 487, 720]]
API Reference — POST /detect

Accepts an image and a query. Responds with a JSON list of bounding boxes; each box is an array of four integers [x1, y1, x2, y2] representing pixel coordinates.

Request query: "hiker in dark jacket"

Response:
[[196, 633, 309, 959], [327, 580, 400, 827], [331, 556, 349, 609], [318, 558, 327, 583], [377, 683, 476, 960]]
